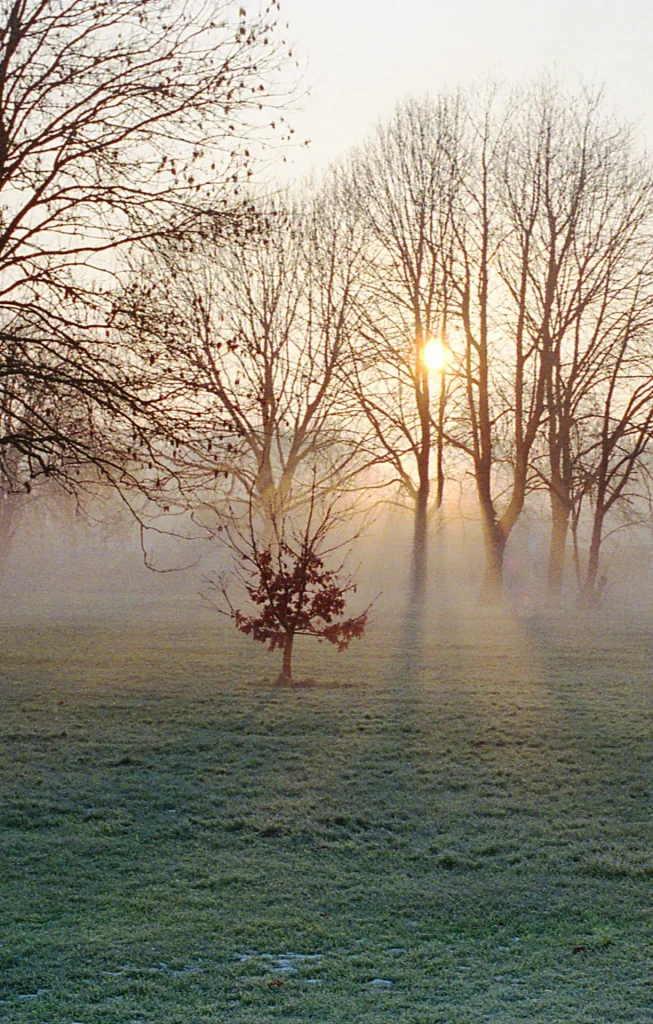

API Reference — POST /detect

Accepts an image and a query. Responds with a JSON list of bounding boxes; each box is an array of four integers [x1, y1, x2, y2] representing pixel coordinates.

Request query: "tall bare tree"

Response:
[[444, 87, 547, 600], [341, 96, 460, 596]]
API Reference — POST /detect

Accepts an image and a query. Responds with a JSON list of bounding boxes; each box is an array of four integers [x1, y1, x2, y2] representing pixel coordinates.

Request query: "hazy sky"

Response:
[[279, 0, 653, 178]]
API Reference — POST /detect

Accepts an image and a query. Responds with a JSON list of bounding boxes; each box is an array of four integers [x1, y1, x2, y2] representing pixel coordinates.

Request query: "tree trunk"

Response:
[[479, 525, 506, 604], [434, 369, 446, 513], [547, 489, 570, 601], [410, 488, 428, 604], [0, 527, 13, 578], [476, 470, 506, 604], [276, 631, 294, 683], [0, 492, 20, 580], [571, 516, 583, 589], [580, 514, 604, 608], [410, 331, 431, 607]]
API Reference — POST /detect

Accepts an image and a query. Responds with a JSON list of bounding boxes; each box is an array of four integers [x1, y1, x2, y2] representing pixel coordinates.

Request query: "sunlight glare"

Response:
[[422, 337, 447, 372]]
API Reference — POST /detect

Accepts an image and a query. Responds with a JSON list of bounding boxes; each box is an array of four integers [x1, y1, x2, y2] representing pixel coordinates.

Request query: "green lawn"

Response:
[[0, 602, 651, 1022]]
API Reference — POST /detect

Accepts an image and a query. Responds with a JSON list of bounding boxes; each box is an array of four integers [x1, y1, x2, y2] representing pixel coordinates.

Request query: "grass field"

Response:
[[0, 598, 652, 1023]]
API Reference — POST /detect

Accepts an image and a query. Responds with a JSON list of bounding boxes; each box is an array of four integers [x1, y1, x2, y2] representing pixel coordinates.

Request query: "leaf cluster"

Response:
[[233, 542, 367, 651]]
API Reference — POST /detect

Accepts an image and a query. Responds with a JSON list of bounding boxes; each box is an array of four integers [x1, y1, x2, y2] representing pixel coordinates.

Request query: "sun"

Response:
[[422, 337, 447, 372]]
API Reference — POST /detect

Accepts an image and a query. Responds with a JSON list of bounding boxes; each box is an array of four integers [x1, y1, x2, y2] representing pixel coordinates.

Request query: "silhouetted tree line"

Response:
[[2, 5, 653, 611], [133, 84, 653, 609]]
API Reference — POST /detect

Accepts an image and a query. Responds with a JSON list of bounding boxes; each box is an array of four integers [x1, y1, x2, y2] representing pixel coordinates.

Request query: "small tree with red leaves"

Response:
[[211, 486, 370, 683]]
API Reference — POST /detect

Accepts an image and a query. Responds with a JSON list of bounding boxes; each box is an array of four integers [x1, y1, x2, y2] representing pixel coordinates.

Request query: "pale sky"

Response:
[[278, 0, 653, 178]]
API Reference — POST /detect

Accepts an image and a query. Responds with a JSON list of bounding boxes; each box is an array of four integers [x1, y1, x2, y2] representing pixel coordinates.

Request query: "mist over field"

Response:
[[2, 473, 652, 1024], [4, 498, 653, 632], [2, 516, 652, 1024]]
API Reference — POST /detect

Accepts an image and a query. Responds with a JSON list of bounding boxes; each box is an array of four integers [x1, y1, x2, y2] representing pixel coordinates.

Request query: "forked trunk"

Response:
[[479, 529, 506, 604], [478, 490, 506, 605], [547, 490, 570, 600]]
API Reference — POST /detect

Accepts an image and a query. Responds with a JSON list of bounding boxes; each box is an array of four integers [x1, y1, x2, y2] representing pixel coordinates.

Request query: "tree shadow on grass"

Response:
[[251, 675, 361, 690]]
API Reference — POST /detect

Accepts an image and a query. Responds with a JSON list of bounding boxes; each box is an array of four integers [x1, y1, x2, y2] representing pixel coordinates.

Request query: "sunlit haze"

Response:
[[280, 0, 653, 178]]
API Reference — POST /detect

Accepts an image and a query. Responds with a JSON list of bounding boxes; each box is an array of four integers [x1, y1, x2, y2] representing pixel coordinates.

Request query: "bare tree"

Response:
[[340, 96, 460, 597], [332, 82, 653, 606], [444, 87, 537, 600], [571, 301, 653, 605], [0, 0, 294, 537], [527, 94, 653, 599], [125, 188, 368, 528]]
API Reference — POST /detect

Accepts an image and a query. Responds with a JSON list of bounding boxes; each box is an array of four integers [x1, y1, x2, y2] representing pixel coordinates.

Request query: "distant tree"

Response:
[[526, 95, 653, 600], [210, 484, 370, 684], [0, 0, 294, 537], [574, 324, 653, 606]]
